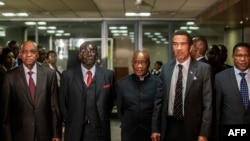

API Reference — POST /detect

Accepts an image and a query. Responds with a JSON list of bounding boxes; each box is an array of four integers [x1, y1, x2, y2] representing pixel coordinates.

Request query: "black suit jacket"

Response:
[[59, 65, 115, 141], [0, 63, 62, 141], [117, 73, 161, 141], [152, 58, 213, 141]]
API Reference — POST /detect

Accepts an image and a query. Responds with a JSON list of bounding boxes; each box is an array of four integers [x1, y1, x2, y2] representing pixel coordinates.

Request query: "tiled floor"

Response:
[[110, 117, 121, 141]]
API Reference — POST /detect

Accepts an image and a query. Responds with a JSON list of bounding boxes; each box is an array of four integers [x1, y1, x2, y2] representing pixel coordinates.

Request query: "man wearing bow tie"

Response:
[[59, 42, 115, 141], [151, 30, 213, 141]]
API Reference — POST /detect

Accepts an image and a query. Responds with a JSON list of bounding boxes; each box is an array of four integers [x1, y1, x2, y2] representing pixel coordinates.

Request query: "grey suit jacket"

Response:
[[0, 63, 62, 141], [59, 65, 115, 141], [215, 68, 250, 139], [152, 58, 213, 141]]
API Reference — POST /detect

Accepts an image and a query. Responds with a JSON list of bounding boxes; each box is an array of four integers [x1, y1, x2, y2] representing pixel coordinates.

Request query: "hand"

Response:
[[151, 132, 161, 141], [197, 136, 208, 141], [52, 138, 61, 141]]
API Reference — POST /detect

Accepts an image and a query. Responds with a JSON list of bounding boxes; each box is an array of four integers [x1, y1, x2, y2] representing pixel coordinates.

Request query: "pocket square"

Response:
[[103, 84, 111, 88], [193, 76, 197, 80]]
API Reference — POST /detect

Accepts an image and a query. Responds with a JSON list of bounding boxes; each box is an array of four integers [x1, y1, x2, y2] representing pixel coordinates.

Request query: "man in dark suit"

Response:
[[190, 36, 209, 64], [151, 30, 213, 141], [59, 42, 115, 141], [117, 50, 160, 141], [0, 40, 62, 141], [215, 42, 250, 140]]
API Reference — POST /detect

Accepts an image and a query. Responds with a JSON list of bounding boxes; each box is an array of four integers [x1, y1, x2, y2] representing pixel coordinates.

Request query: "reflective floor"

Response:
[[110, 115, 121, 141]]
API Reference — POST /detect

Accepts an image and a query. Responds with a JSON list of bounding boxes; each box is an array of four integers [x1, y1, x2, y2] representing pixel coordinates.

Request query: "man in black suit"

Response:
[[117, 50, 160, 141], [151, 30, 213, 141], [215, 42, 250, 140], [59, 42, 115, 141], [190, 36, 209, 64], [0, 40, 62, 141]]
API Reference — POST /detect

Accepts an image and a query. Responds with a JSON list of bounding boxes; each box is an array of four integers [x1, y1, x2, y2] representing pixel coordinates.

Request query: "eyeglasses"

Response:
[[133, 60, 148, 66], [20, 50, 37, 54], [81, 50, 97, 56], [234, 54, 250, 59]]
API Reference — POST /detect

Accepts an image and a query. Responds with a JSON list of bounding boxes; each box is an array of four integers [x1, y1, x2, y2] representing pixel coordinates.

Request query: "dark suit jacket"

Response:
[[198, 57, 209, 64], [0, 63, 62, 141], [152, 58, 213, 141], [117, 73, 161, 141], [59, 65, 115, 141], [215, 68, 250, 140]]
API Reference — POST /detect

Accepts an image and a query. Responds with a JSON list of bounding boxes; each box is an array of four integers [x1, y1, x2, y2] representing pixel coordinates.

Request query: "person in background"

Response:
[[0, 40, 62, 141], [59, 42, 115, 141], [215, 42, 250, 141], [151, 30, 212, 141], [190, 36, 209, 64], [45, 50, 63, 87], [117, 50, 160, 141], [0, 48, 15, 72], [37, 45, 47, 64], [151, 61, 163, 76], [217, 44, 232, 69], [6, 40, 22, 67]]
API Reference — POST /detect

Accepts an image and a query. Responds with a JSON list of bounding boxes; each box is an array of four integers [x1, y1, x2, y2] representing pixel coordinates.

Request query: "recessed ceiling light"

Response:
[[25, 22, 36, 25], [125, 12, 150, 17]]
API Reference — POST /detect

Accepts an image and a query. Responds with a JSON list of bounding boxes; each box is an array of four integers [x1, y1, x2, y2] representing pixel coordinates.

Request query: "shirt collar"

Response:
[[23, 63, 37, 74], [234, 67, 250, 75], [175, 56, 191, 69], [81, 64, 96, 76]]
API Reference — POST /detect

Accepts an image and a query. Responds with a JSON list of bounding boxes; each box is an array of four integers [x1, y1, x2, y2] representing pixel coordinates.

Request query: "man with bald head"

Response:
[[59, 42, 115, 141], [117, 50, 160, 141], [1, 40, 62, 141]]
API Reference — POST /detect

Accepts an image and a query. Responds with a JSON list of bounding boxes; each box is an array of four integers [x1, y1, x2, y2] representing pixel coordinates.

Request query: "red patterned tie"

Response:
[[86, 71, 92, 87], [28, 71, 36, 103]]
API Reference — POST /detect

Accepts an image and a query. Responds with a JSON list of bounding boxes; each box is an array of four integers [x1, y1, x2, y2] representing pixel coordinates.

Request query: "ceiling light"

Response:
[[48, 26, 56, 30], [2, 13, 15, 17], [16, 13, 28, 16], [56, 30, 64, 33], [125, 12, 151, 17], [38, 22, 46, 25], [2, 12, 28, 17], [186, 21, 195, 25], [0, 1, 5, 5], [180, 26, 188, 30], [55, 33, 62, 36], [63, 33, 70, 36], [47, 30, 55, 34], [119, 26, 127, 29], [189, 26, 199, 30], [109, 26, 117, 30], [38, 26, 47, 30], [25, 22, 36, 25]]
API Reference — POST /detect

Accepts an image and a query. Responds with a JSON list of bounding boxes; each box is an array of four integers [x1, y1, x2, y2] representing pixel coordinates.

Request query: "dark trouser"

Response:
[[165, 116, 185, 141], [82, 123, 105, 141]]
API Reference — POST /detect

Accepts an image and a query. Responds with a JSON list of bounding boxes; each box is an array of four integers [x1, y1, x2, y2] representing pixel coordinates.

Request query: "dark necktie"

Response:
[[86, 71, 93, 87], [173, 64, 183, 120], [28, 71, 36, 103], [239, 72, 249, 110]]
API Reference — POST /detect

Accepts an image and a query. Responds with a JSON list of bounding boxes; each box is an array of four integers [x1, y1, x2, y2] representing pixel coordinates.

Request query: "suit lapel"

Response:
[[74, 65, 85, 93], [35, 64, 45, 105], [95, 66, 103, 97], [166, 61, 175, 94], [228, 69, 246, 110], [16, 65, 34, 105], [185, 59, 197, 97]]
